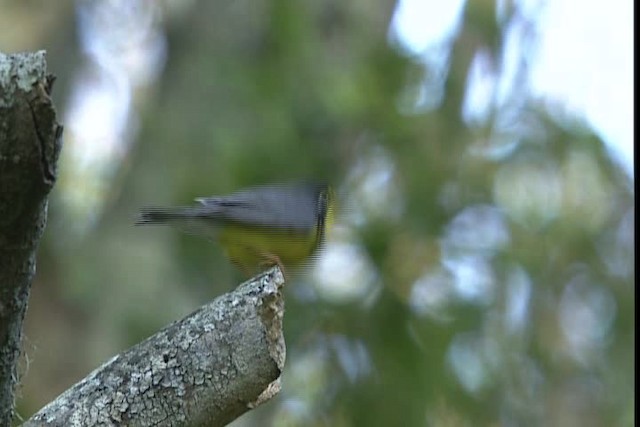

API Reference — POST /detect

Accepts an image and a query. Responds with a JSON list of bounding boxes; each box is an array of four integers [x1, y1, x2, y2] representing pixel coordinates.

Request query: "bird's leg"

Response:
[[258, 252, 287, 279], [230, 257, 253, 278]]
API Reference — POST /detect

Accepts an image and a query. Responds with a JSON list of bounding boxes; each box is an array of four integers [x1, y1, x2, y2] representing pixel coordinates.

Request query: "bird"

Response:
[[135, 182, 334, 277]]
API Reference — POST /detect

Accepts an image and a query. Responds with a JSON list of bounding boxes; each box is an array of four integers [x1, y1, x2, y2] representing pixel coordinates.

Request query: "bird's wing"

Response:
[[196, 183, 323, 231]]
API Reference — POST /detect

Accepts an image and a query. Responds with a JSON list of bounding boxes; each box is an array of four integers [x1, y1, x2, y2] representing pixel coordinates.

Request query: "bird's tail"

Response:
[[135, 206, 221, 240], [135, 207, 201, 225]]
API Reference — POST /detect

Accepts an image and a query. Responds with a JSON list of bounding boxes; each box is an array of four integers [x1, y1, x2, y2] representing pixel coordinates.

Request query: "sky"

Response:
[[390, 0, 634, 178]]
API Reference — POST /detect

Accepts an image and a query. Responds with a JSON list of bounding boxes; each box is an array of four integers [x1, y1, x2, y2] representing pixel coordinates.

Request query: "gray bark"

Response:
[[0, 50, 62, 427], [25, 267, 286, 427]]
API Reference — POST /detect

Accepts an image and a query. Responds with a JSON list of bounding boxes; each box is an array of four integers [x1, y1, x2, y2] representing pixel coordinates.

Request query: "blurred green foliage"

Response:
[[3, 0, 633, 426]]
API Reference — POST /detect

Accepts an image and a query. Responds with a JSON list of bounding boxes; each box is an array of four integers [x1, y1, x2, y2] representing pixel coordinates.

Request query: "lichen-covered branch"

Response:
[[25, 267, 286, 427], [0, 50, 62, 427]]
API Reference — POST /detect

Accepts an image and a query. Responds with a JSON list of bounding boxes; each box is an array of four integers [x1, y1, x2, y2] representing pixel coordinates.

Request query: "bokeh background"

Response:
[[1, 0, 633, 425]]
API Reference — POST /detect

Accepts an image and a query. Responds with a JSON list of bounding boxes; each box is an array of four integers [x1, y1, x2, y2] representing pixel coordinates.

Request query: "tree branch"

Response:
[[25, 267, 286, 427], [0, 50, 62, 427]]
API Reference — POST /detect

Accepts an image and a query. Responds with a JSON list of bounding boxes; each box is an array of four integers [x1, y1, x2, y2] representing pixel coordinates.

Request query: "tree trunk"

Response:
[[0, 50, 63, 427]]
